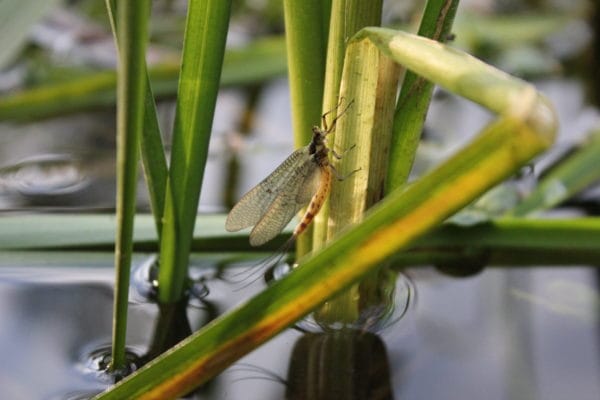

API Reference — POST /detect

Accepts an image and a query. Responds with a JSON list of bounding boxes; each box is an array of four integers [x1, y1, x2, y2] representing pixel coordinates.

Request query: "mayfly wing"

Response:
[[248, 159, 320, 246], [295, 163, 322, 204], [226, 147, 309, 233]]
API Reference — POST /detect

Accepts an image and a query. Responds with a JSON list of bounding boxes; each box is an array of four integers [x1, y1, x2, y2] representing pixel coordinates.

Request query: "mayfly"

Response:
[[226, 101, 355, 247]]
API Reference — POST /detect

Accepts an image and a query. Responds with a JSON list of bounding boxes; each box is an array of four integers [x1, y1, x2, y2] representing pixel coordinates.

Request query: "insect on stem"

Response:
[[225, 100, 356, 247]]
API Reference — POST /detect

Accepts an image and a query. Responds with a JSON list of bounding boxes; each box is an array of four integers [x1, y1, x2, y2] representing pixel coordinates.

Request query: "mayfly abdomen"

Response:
[[293, 165, 332, 238]]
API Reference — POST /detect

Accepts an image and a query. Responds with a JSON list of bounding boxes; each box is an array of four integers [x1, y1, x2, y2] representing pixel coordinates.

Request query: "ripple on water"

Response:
[[0, 154, 90, 200]]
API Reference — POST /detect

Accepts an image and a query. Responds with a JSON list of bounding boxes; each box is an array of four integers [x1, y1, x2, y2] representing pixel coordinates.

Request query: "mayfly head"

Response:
[[311, 125, 326, 138], [309, 126, 327, 155]]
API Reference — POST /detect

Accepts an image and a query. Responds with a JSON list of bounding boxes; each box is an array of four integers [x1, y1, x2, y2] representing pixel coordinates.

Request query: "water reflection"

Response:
[[277, 266, 414, 334], [131, 256, 219, 365], [0, 254, 599, 399], [286, 331, 393, 400]]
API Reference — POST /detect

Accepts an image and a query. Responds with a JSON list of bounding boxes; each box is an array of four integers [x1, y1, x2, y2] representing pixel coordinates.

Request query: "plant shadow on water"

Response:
[[0, 253, 599, 399]]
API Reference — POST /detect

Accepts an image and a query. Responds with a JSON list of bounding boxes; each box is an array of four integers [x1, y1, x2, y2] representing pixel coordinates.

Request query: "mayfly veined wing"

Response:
[[226, 101, 353, 247]]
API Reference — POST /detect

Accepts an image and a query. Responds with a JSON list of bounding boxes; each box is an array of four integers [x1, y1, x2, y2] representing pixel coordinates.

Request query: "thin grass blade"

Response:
[[157, 0, 233, 304]]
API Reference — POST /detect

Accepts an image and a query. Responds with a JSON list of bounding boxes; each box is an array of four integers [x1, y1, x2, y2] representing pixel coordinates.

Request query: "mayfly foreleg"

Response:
[[331, 143, 357, 160], [320, 98, 345, 131], [322, 99, 355, 134]]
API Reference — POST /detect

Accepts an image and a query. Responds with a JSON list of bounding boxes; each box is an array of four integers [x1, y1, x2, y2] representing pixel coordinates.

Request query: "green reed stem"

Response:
[[312, 0, 383, 250], [283, 0, 329, 257], [109, 0, 150, 371], [157, 0, 232, 304], [139, 78, 168, 237], [386, 0, 459, 192]]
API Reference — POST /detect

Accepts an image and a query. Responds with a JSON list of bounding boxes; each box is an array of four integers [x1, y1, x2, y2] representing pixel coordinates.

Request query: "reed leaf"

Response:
[[157, 0, 232, 304]]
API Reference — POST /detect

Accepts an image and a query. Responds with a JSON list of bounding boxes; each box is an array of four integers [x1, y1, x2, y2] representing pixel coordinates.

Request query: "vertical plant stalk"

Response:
[[315, 40, 400, 324], [387, 0, 460, 192], [312, 0, 383, 250], [315, 0, 394, 326], [283, 0, 328, 257], [158, 0, 232, 304], [329, 46, 400, 229], [110, 1, 150, 371], [106, 0, 168, 242]]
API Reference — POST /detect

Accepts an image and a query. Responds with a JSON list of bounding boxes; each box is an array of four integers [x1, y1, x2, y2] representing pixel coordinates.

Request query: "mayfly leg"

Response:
[[322, 99, 355, 134], [331, 144, 356, 159], [226, 237, 296, 290], [329, 163, 360, 181]]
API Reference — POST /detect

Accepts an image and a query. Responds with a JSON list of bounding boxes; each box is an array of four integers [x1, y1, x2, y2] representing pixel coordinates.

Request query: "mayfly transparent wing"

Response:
[[226, 147, 309, 232], [296, 163, 322, 204], [248, 160, 320, 246]]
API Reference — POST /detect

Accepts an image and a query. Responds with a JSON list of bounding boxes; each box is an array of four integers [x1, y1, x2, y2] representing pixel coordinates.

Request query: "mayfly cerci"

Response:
[[226, 101, 355, 247]]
